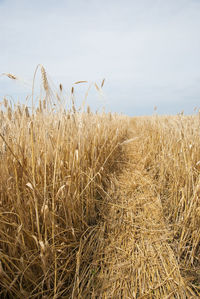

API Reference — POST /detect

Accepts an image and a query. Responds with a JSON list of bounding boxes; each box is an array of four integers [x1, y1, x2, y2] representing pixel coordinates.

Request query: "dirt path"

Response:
[[92, 134, 196, 298]]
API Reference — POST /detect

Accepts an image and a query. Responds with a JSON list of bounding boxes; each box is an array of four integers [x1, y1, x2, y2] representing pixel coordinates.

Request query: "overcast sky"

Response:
[[0, 0, 200, 115]]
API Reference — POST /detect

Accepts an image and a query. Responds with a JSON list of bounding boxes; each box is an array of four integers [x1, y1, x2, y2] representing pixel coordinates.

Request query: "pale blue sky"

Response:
[[0, 0, 200, 115]]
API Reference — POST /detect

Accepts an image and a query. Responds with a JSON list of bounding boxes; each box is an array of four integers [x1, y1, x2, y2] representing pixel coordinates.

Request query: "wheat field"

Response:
[[0, 70, 200, 298]]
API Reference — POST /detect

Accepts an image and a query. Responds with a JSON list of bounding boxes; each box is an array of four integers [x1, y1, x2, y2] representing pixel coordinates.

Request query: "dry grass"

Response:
[[0, 69, 200, 298], [130, 115, 200, 292], [92, 116, 200, 298], [0, 71, 129, 297]]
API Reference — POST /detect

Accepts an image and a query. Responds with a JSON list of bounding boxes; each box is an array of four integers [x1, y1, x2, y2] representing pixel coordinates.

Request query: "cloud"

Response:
[[0, 0, 200, 115]]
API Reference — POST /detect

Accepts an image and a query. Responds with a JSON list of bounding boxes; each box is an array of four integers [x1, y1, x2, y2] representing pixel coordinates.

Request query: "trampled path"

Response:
[[91, 134, 196, 298]]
